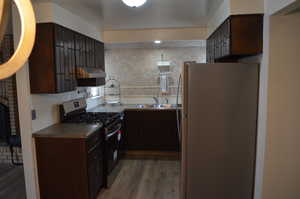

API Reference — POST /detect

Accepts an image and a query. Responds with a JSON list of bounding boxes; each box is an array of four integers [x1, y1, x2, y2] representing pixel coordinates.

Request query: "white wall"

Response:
[[207, 0, 231, 35], [254, 1, 300, 199], [262, 12, 300, 199], [266, 0, 297, 15], [207, 0, 264, 35], [31, 92, 80, 132], [33, 2, 103, 40], [230, 0, 264, 15], [253, 15, 270, 199]]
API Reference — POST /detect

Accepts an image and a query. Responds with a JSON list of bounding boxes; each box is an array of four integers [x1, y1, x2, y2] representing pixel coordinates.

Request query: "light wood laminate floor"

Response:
[[0, 164, 26, 199], [98, 159, 180, 199]]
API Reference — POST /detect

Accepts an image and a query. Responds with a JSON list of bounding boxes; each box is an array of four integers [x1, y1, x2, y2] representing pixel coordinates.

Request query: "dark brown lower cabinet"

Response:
[[88, 145, 104, 199], [124, 110, 180, 151], [35, 131, 105, 199]]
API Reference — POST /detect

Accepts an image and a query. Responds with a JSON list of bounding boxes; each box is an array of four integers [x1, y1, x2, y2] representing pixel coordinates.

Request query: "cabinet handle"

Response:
[[106, 125, 122, 139], [88, 142, 100, 154]]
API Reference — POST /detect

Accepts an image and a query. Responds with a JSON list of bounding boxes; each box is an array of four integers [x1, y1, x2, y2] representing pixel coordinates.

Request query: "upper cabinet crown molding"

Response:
[[29, 23, 105, 94], [207, 14, 263, 63]]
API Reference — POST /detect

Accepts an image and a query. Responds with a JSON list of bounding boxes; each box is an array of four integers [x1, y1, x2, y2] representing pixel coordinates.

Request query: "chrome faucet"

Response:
[[165, 97, 169, 104], [152, 97, 159, 105]]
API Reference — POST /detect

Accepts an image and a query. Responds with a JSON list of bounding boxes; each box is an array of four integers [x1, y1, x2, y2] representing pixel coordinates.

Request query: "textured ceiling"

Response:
[[33, 0, 223, 30]]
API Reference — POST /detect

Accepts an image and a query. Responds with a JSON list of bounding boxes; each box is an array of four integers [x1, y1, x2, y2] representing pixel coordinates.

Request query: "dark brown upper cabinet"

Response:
[[207, 14, 263, 63], [29, 23, 76, 93], [85, 37, 96, 69], [74, 33, 87, 71], [95, 41, 105, 71], [29, 23, 105, 94]]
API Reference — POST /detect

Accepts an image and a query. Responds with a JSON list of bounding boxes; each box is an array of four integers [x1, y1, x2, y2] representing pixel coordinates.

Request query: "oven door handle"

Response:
[[88, 142, 100, 154], [106, 124, 122, 139]]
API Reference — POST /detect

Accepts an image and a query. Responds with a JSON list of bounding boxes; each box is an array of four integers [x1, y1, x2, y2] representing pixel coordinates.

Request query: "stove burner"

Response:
[[87, 112, 124, 127]]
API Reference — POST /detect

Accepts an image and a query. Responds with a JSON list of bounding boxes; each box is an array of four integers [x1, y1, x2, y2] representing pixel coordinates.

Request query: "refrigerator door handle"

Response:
[[183, 113, 188, 120]]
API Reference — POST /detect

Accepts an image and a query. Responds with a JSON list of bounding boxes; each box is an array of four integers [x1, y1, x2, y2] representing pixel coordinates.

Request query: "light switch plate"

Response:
[[32, 109, 37, 120]]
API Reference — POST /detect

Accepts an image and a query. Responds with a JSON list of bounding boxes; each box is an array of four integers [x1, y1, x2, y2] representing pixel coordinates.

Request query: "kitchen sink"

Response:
[[135, 104, 180, 109], [135, 104, 150, 108]]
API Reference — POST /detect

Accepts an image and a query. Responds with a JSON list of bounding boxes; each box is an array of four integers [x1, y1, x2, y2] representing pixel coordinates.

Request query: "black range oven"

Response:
[[89, 112, 124, 188], [60, 99, 125, 188]]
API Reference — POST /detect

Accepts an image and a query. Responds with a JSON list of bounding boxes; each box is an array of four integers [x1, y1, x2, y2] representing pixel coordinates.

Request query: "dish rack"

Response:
[[104, 77, 121, 105]]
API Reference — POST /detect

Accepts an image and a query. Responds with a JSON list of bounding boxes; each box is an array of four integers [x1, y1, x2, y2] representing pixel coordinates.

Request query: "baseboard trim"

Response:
[[124, 150, 181, 161]]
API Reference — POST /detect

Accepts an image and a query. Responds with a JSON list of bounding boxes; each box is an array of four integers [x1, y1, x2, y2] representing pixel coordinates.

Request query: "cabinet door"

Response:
[[216, 30, 222, 59], [55, 46, 64, 92], [55, 24, 64, 48], [88, 146, 102, 199], [222, 19, 231, 57], [206, 39, 211, 63], [54, 25, 76, 93], [75, 33, 87, 71], [86, 38, 95, 68], [124, 111, 142, 150], [212, 32, 218, 60], [142, 111, 179, 151], [210, 37, 215, 63], [63, 29, 76, 92], [207, 38, 215, 63], [213, 31, 218, 59], [95, 41, 105, 70], [98, 147, 105, 190], [124, 110, 180, 151]]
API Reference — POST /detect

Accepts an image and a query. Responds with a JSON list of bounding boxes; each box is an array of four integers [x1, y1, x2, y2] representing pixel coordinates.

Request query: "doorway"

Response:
[[0, 10, 26, 199]]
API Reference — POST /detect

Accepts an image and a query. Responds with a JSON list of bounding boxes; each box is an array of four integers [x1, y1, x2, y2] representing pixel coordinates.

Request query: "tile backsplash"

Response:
[[31, 46, 206, 132], [105, 46, 206, 103]]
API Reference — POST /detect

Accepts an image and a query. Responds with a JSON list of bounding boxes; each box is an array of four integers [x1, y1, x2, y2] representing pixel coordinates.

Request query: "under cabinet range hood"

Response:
[[76, 67, 106, 87]]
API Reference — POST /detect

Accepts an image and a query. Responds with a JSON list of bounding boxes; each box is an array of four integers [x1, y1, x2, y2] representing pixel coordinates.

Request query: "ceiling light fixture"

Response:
[[121, 0, 147, 8], [154, 40, 162, 44]]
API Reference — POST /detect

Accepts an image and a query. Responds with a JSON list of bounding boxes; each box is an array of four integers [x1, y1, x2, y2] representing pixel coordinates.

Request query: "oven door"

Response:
[[105, 123, 122, 174]]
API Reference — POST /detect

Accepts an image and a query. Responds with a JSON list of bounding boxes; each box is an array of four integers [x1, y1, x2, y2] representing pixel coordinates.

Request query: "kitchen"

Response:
[[28, 8, 261, 199], [30, 24, 199, 198], [2, 0, 262, 199], [1, 0, 300, 199]]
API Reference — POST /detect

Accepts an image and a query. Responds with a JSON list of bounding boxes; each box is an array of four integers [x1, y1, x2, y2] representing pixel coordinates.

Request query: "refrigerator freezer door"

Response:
[[182, 63, 259, 199]]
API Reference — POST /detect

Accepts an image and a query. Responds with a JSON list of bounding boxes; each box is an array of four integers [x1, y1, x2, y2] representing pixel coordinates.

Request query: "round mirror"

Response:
[[0, 0, 36, 80]]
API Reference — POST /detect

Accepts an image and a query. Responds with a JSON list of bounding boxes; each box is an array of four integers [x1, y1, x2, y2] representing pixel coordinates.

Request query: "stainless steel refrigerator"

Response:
[[181, 63, 259, 199]]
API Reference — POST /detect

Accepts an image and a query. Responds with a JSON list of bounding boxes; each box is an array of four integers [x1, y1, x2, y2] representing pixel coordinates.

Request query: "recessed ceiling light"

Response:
[[154, 40, 162, 44], [122, 0, 147, 8]]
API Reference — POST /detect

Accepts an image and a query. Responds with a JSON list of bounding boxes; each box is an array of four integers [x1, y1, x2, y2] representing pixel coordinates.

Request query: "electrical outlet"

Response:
[[32, 109, 37, 120]]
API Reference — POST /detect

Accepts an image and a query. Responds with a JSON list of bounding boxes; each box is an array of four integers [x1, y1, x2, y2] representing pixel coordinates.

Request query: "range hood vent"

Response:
[[76, 67, 106, 87]]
